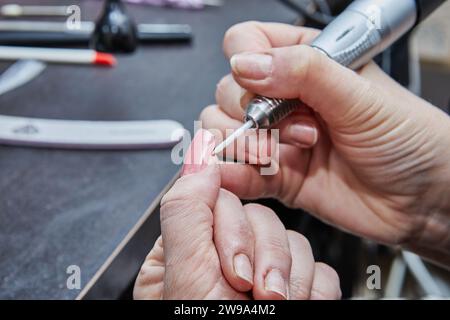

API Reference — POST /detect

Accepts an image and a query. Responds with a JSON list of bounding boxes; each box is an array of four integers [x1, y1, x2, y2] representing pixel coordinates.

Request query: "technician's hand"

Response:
[[134, 131, 341, 300], [200, 22, 450, 265]]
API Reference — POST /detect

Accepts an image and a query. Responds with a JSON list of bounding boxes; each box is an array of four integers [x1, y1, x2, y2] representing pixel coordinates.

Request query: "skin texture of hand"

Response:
[[199, 22, 450, 266], [133, 130, 341, 300]]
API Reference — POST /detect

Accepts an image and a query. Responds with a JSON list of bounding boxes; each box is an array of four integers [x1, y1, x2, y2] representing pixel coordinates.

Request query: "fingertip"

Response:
[[199, 104, 218, 122], [215, 74, 248, 120], [311, 263, 342, 300], [223, 21, 268, 58]]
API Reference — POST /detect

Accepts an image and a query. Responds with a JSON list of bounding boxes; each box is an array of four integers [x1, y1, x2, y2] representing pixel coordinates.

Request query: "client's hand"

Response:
[[134, 130, 341, 300]]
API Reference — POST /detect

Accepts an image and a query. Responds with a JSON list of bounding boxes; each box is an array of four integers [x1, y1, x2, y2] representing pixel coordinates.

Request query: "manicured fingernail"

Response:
[[265, 269, 287, 299], [289, 122, 318, 148], [233, 254, 253, 284], [181, 129, 217, 176], [231, 53, 273, 80]]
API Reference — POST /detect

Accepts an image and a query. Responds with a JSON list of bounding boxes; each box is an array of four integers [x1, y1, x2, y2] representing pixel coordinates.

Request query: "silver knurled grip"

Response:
[[245, 96, 300, 128]]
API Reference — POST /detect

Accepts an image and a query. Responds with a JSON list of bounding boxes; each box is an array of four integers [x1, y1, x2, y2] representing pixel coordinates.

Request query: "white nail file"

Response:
[[0, 60, 46, 96], [0, 115, 184, 149]]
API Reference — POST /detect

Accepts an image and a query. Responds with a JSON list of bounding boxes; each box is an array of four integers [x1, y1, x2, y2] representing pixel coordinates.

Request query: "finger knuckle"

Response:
[[234, 221, 255, 245], [217, 192, 255, 247], [219, 188, 240, 203], [160, 192, 207, 223], [244, 203, 275, 216], [289, 276, 312, 300], [160, 180, 184, 206], [336, 77, 384, 128], [198, 104, 217, 123], [223, 21, 260, 49], [316, 263, 340, 284], [265, 236, 292, 261], [294, 45, 317, 86], [215, 75, 231, 103], [286, 230, 312, 251]]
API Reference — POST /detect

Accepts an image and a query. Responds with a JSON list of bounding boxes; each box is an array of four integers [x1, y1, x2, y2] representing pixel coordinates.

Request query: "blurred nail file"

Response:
[[1, 1, 223, 16], [0, 116, 185, 150], [0, 21, 95, 32], [0, 46, 116, 66], [127, 0, 223, 9], [0, 21, 192, 45], [1, 4, 69, 17], [0, 60, 46, 96]]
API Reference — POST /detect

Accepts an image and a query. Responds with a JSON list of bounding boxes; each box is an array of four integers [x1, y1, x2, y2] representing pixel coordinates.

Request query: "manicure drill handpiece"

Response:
[[213, 0, 418, 155]]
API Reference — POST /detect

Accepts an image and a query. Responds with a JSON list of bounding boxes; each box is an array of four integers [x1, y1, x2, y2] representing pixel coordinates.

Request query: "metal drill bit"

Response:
[[1, 4, 70, 17], [213, 120, 254, 155]]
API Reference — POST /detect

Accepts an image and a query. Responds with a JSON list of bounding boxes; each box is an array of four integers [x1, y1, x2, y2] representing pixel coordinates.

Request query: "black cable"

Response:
[[416, 0, 447, 23], [279, 0, 352, 25]]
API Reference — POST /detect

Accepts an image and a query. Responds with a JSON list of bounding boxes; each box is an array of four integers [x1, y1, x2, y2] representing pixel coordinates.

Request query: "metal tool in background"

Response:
[[121, 0, 223, 9], [0, 0, 193, 48], [213, 0, 447, 155], [0, 21, 193, 46], [0, 4, 70, 17], [1, 1, 223, 16], [0, 1, 223, 16], [0, 20, 192, 36]]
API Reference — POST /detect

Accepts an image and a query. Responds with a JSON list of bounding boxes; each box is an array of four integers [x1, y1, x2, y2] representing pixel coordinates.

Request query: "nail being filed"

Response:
[[213, 96, 301, 155]]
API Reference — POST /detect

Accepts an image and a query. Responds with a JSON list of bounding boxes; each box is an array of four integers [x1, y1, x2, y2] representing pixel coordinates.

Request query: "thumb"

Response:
[[159, 129, 220, 276], [230, 44, 380, 127]]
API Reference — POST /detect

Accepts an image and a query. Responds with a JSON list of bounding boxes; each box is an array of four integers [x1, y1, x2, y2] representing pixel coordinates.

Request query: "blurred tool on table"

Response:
[[0, 60, 46, 96], [92, 0, 139, 53], [0, 46, 116, 66], [0, 1, 222, 16], [0, 0, 193, 149], [0, 4, 71, 17], [0, 21, 192, 46], [117, 0, 223, 9], [0, 0, 193, 48]]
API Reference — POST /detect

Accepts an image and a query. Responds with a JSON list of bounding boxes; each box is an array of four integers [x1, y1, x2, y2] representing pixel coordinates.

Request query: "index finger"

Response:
[[223, 22, 320, 59]]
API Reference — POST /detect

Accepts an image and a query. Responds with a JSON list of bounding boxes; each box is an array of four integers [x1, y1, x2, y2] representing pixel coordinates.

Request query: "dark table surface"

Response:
[[0, 0, 297, 299]]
